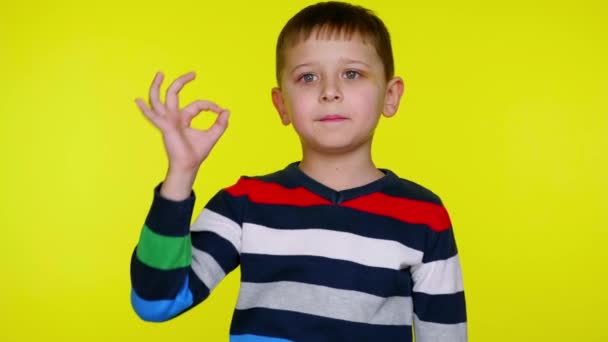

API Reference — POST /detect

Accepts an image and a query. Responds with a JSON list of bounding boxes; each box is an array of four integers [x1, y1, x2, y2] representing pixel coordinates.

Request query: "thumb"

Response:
[[207, 109, 230, 140]]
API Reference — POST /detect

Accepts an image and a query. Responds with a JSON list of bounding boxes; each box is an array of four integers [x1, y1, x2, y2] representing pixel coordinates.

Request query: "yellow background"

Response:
[[1, 0, 606, 340]]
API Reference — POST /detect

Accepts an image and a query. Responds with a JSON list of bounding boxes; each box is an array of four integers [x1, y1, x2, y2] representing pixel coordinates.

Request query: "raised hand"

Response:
[[135, 71, 230, 173], [135, 71, 230, 200]]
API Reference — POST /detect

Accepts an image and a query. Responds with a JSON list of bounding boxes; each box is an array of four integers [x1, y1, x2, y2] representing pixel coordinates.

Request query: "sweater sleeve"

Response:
[[130, 181, 244, 322], [410, 203, 468, 342]]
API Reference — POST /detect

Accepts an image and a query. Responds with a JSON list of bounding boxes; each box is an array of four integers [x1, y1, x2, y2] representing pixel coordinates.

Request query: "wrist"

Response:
[[160, 168, 198, 201]]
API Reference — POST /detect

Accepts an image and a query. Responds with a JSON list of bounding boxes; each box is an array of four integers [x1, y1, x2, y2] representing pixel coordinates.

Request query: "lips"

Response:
[[319, 115, 348, 122]]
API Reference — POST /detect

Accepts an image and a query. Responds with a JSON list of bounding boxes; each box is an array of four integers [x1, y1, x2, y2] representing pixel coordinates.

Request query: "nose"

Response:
[[319, 79, 342, 102]]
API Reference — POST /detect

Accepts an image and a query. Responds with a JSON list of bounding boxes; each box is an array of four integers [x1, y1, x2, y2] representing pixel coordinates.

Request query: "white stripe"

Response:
[[410, 255, 464, 294], [236, 281, 412, 325], [241, 223, 422, 270], [191, 208, 241, 252], [413, 314, 467, 342], [191, 249, 226, 290]]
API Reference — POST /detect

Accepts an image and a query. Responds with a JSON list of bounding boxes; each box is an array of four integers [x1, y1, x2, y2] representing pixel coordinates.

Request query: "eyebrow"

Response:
[[290, 59, 371, 74], [291, 63, 314, 73], [341, 58, 371, 67]]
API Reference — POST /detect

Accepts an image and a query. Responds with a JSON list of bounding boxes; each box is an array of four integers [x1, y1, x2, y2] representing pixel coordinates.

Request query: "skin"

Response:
[[135, 71, 231, 200], [271, 33, 405, 191]]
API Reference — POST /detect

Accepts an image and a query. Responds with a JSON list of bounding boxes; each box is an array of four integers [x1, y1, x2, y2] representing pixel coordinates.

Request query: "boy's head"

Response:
[[271, 1, 404, 155], [275, 1, 394, 86]]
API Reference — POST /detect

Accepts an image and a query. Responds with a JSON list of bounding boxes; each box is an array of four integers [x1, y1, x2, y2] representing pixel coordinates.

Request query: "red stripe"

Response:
[[225, 177, 332, 206], [341, 193, 452, 232], [225, 178, 451, 231]]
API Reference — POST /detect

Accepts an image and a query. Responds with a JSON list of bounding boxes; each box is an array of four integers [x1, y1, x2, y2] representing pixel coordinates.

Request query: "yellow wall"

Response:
[[1, 0, 606, 340]]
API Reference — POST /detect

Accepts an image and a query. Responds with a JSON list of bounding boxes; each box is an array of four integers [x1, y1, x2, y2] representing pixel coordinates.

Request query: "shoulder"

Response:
[[383, 171, 444, 206], [222, 167, 293, 195], [247, 168, 292, 184], [381, 172, 453, 232]]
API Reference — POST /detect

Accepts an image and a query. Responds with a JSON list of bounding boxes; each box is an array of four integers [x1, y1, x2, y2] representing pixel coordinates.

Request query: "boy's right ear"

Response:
[[271, 87, 291, 125]]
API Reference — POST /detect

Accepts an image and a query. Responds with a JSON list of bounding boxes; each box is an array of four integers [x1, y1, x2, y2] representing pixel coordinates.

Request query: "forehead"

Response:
[[283, 35, 381, 67]]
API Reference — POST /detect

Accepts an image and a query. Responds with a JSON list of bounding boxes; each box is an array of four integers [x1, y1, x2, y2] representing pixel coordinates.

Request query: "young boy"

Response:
[[131, 2, 467, 341]]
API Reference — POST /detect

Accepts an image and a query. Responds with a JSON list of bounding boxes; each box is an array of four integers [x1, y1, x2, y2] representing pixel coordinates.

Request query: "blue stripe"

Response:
[[230, 334, 293, 342], [241, 253, 412, 297], [231, 307, 411, 340], [130, 275, 193, 322], [412, 291, 467, 324]]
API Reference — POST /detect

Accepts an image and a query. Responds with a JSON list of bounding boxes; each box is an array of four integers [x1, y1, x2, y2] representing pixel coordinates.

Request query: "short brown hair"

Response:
[[275, 1, 394, 86]]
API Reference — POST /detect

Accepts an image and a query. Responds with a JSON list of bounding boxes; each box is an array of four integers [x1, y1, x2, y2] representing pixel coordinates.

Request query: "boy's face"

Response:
[[272, 33, 404, 155]]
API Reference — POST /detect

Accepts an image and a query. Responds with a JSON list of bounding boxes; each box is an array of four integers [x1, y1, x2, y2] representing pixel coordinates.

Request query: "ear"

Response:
[[271, 87, 291, 125], [382, 77, 405, 118]]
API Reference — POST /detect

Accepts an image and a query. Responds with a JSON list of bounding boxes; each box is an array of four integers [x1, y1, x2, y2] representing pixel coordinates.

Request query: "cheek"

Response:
[[351, 86, 383, 110], [287, 91, 317, 115]]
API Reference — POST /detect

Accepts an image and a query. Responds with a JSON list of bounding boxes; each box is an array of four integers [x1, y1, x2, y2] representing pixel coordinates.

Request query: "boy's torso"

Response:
[[220, 162, 447, 341]]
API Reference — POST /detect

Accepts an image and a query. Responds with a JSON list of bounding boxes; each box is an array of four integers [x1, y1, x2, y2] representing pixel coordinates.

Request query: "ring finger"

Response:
[[149, 71, 167, 115]]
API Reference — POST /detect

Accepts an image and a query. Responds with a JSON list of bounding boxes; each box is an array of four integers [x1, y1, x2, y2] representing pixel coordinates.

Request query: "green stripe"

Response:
[[136, 224, 191, 270]]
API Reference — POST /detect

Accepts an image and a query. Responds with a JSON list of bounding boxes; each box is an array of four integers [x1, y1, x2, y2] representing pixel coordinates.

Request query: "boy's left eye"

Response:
[[344, 70, 361, 79]]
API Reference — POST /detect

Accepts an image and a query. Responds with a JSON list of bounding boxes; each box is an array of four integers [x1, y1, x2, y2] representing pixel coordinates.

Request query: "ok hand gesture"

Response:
[[135, 71, 230, 174]]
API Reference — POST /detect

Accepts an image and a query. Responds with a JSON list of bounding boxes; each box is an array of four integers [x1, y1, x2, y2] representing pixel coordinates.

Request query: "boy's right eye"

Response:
[[299, 73, 317, 83]]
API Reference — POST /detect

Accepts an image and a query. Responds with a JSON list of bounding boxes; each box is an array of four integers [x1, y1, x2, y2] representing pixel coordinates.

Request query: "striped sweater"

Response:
[[130, 162, 467, 341]]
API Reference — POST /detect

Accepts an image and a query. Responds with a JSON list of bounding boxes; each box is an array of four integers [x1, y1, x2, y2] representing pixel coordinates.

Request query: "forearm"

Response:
[[130, 182, 197, 321], [412, 224, 467, 341], [130, 181, 244, 322], [413, 312, 467, 342], [412, 289, 467, 342]]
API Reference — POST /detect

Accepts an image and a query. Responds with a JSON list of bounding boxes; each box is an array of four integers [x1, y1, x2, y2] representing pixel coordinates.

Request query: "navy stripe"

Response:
[[413, 291, 467, 324], [191, 231, 240, 274], [380, 178, 443, 205], [205, 189, 246, 225], [186, 267, 213, 306], [130, 248, 212, 302], [130, 248, 189, 300], [256, 162, 442, 205], [230, 307, 412, 341], [145, 182, 196, 237], [423, 228, 459, 262], [244, 202, 429, 252], [241, 253, 412, 298]]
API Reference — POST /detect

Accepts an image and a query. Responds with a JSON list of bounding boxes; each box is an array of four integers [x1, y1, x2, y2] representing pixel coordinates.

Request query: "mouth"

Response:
[[319, 114, 348, 122]]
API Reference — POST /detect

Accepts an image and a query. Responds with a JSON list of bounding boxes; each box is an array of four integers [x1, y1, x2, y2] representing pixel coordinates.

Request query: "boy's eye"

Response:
[[299, 73, 317, 83], [344, 70, 361, 79]]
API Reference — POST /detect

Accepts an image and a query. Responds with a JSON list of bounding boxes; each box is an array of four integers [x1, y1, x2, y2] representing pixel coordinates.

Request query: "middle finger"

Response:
[[166, 72, 196, 114]]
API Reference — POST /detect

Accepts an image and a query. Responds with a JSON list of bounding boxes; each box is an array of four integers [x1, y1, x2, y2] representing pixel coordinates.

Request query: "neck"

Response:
[[298, 143, 385, 191]]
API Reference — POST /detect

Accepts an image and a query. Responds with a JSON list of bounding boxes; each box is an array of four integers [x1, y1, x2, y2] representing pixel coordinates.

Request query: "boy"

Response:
[[131, 2, 467, 341]]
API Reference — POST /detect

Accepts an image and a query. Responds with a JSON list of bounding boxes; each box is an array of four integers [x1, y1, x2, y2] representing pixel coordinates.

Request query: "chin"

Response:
[[305, 139, 370, 155]]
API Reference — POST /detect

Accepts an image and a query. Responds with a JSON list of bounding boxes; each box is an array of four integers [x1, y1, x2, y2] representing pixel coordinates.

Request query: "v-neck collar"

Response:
[[282, 161, 398, 205]]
